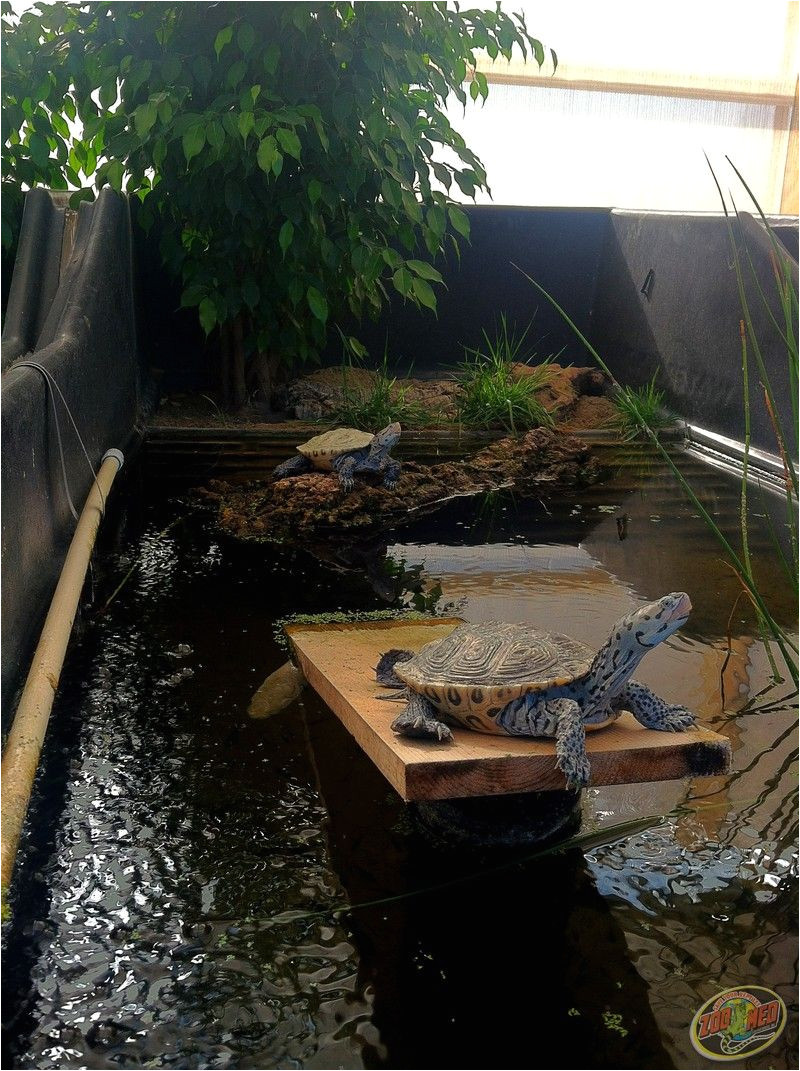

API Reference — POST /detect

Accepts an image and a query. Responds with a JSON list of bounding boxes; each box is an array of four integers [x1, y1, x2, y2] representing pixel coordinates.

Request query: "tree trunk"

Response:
[[219, 323, 232, 409], [230, 313, 247, 410], [251, 349, 278, 414]]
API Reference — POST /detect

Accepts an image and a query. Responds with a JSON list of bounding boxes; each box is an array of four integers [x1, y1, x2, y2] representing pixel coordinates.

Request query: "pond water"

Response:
[[2, 444, 797, 1069]]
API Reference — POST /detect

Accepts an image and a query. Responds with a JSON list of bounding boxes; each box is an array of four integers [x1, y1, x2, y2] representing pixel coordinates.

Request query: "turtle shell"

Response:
[[296, 427, 373, 471], [395, 621, 593, 733]]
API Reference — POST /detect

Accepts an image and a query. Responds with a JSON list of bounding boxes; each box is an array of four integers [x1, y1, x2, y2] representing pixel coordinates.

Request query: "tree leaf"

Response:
[[256, 135, 277, 172], [182, 123, 205, 164], [99, 79, 117, 109], [411, 275, 437, 310], [307, 178, 322, 205], [381, 176, 401, 209], [214, 26, 233, 58], [106, 159, 124, 192], [227, 60, 247, 88], [381, 247, 403, 270], [28, 132, 51, 170], [279, 219, 294, 256], [206, 120, 225, 149], [181, 283, 205, 307], [237, 111, 254, 140], [199, 296, 217, 334], [348, 336, 368, 359], [134, 101, 157, 139], [242, 277, 259, 308], [263, 42, 280, 75], [237, 22, 255, 53], [392, 266, 413, 297], [276, 127, 301, 159], [306, 285, 328, 323], [407, 259, 443, 283], [448, 204, 470, 238]]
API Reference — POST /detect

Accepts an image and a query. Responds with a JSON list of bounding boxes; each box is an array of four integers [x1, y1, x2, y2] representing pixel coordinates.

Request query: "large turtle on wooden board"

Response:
[[272, 423, 402, 491], [375, 592, 696, 790]]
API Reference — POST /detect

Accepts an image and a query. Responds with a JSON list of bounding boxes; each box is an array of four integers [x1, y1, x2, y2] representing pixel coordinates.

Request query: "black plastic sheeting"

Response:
[[136, 200, 797, 456], [1, 188, 140, 712], [591, 209, 799, 456], [336, 205, 609, 374]]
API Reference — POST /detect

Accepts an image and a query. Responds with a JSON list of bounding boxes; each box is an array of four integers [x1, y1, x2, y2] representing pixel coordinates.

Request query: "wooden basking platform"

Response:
[[286, 618, 731, 802]]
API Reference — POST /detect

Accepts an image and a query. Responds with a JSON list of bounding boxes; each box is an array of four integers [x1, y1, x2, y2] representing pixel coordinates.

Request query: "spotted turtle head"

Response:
[[587, 592, 692, 702], [617, 592, 692, 650], [373, 422, 401, 451]]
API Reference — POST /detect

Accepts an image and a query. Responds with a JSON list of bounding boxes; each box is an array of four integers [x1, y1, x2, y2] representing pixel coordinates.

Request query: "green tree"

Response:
[[1, 1, 553, 408]]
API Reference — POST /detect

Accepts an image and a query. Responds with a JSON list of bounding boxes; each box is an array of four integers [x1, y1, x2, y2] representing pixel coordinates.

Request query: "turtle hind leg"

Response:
[[617, 681, 696, 732], [553, 699, 591, 791], [375, 648, 414, 687], [273, 454, 312, 480], [391, 693, 453, 743], [380, 458, 401, 490]]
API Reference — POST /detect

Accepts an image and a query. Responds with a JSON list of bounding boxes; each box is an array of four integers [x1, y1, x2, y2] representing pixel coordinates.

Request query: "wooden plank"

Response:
[[286, 619, 731, 801]]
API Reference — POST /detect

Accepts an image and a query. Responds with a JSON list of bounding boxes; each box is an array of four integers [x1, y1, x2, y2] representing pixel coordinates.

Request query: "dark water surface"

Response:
[[2, 445, 797, 1069]]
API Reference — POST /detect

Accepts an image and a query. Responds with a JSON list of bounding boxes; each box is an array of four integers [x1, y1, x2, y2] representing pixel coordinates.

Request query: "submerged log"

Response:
[[198, 427, 598, 543]]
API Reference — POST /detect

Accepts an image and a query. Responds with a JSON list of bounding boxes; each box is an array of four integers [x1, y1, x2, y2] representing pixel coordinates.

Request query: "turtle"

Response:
[[272, 422, 402, 492], [374, 592, 696, 791]]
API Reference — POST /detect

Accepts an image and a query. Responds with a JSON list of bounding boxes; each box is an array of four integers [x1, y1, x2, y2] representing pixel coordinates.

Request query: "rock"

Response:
[[558, 395, 619, 431], [284, 367, 380, 420], [198, 427, 599, 544], [248, 661, 306, 719], [511, 363, 610, 418]]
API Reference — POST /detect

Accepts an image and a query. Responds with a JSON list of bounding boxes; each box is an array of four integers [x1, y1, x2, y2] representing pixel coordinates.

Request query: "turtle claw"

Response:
[[339, 476, 354, 493], [557, 753, 591, 792], [391, 708, 453, 743], [660, 705, 696, 732]]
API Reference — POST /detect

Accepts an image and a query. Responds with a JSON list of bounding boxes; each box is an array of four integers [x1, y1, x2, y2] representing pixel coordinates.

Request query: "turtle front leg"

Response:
[[332, 453, 357, 492], [379, 457, 401, 490], [273, 454, 313, 480], [391, 693, 453, 743], [553, 699, 591, 791], [615, 680, 696, 731], [498, 695, 590, 790]]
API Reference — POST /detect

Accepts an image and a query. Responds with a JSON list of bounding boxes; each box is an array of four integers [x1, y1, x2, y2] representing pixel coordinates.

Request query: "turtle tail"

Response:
[[375, 648, 414, 687]]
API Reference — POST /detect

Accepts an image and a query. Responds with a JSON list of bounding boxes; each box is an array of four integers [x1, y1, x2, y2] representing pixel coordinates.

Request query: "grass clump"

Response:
[[455, 314, 554, 433], [613, 373, 674, 440], [333, 345, 434, 429]]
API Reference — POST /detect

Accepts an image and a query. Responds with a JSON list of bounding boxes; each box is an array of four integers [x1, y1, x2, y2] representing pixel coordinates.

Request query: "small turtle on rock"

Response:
[[272, 423, 401, 491], [376, 592, 696, 790]]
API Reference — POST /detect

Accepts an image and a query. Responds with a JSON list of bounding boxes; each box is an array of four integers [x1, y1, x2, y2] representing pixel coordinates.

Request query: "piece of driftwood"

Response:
[[285, 618, 731, 801]]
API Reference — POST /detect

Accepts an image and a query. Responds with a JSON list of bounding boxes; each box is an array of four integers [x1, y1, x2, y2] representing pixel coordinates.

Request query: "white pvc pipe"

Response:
[[1, 448, 124, 891]]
